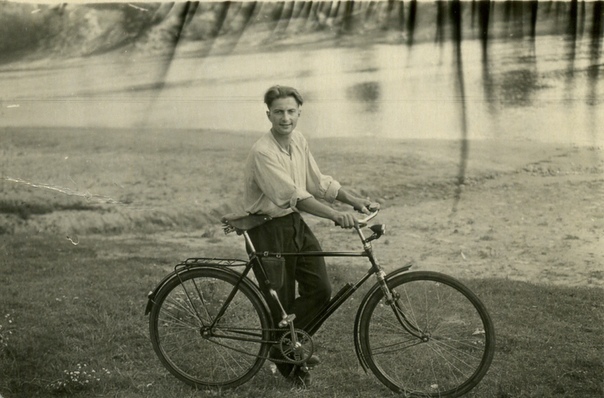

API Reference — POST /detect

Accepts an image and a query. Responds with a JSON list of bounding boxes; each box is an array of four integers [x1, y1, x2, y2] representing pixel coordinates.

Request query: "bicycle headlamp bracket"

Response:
[[366, 224, 386, 242]]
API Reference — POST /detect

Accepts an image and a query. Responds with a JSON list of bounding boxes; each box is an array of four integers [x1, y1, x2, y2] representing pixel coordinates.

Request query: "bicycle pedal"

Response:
[[278, 314, 296, 327]]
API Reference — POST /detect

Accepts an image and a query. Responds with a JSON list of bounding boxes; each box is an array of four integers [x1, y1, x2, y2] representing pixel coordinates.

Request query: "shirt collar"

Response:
[[268, 130, 294, 156]]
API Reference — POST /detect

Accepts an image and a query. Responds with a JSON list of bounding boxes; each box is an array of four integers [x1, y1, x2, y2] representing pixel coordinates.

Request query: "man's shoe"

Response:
[[305, 354, 321, 368], [289, 367, 312, 388]]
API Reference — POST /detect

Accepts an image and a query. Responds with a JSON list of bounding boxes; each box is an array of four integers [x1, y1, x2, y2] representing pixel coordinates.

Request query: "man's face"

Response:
[[267, 96, 301, 137]]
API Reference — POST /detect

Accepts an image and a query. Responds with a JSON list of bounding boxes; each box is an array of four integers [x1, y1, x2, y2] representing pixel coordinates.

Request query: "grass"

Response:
[[0, 127, 254, 235], [0, 233, 602, 398]]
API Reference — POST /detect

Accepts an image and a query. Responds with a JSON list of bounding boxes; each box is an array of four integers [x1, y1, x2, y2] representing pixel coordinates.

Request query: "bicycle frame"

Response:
[[245, 222, 421, 345], [243, 224, 383, 336]]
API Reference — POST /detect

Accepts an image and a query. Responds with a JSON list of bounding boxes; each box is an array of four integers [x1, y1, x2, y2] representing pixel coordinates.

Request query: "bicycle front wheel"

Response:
[[149, 267, 271, 389], [358, 271, 495, 397]]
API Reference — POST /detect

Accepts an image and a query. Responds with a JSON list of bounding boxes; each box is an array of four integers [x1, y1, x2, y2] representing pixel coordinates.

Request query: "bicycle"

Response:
[[145, 209, 495, 397]]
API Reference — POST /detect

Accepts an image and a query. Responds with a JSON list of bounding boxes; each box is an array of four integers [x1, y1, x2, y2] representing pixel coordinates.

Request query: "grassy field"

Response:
[[0, 233, 602, 398], [1, 126, 603, 397]]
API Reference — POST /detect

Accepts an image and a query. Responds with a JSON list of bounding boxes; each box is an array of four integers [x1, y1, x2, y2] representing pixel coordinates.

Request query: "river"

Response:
[[1, 33, 602, 145]]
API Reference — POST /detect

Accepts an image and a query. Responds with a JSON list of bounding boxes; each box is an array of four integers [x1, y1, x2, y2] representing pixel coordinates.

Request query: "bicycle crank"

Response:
[[279, 329, 314, 365]]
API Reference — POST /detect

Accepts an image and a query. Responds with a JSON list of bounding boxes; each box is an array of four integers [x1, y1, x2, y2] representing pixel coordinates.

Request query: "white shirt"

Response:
[[243, 130, 341, 218]]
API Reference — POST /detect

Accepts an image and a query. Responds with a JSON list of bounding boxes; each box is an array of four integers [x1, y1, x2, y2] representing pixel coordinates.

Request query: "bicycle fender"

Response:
[[352, 263, 413, 371], [145, 268, 183, 316], [383, 262, 414, 280]]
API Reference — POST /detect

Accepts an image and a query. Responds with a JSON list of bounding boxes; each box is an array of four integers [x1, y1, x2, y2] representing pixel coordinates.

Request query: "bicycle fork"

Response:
[[371, 259, 426, 340]]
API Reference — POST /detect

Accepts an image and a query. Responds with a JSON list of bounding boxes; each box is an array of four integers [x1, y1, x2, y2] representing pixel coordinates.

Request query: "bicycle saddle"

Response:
[[221, 213, 272, 234]]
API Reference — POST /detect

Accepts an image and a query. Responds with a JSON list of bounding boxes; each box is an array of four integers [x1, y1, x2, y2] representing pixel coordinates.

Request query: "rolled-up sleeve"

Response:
[[306, 151, 341, 203], [252, 151, 313, 211]]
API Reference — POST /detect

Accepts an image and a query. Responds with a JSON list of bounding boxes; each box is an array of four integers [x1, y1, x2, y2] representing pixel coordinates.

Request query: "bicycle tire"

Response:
[[358, 271, 495, 397], [149, 267, 271, 389]]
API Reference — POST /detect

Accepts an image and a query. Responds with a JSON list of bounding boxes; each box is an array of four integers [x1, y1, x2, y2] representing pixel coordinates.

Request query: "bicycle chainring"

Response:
[[278, 329, 314, 365]]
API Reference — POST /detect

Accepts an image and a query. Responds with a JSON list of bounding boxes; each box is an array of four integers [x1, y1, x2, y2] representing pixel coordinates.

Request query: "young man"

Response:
[[243, 85, 378, 386]]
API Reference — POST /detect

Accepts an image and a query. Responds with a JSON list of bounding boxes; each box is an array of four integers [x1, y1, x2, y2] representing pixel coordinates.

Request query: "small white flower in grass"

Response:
[[48, 364, 111, 392]]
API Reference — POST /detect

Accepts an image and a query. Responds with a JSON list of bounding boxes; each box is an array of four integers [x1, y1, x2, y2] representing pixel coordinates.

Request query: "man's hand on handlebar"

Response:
[[332, 212, 359, 229], [355, 200, 381, 215], [334, 201, 381, 229]]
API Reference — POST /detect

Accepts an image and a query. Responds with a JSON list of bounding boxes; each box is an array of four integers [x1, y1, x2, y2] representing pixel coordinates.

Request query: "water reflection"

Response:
[[407, 0, 418, 46], [564, 0, 579, 105], [529, 0, 539, 40], [435, 0, 446, 46], [449, 0, 469, 210], [477, 0, 497, 117], [477, 0, 491, 59], [587, 1, 603, 107], [347, 82, 381, 113], [499, 69, 541, 107]]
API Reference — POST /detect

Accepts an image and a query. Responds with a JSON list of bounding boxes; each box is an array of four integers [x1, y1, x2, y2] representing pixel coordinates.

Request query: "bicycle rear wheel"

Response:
[[358, 271, 495, 397], [149, 267, 271, 389]]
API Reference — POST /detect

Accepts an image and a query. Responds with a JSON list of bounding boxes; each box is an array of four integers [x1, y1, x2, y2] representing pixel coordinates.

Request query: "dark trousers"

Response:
[[247, 212, 332, 334]]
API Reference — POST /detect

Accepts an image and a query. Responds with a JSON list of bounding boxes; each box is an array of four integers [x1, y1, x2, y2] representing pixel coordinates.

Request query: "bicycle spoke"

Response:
[[431, 336, 486, 358], [162, 338, 202, 357], [190, 276, 214, 321], [164, 295, 199, 321], [211, 340, 252, 374], [159, 302, 202, 330], [207, 336, 262, 359], [426, 341, 471, 378], [369, 310, 424, 354], [371, 337, 424, 355]]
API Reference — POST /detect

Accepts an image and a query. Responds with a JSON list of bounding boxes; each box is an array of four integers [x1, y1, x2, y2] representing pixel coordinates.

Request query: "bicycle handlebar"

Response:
[[357, 209, 379, 228]]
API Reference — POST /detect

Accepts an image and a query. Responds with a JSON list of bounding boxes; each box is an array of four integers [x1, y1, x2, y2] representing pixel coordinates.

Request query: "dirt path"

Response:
[[148, 142, 603, 288], [318, 143, 603, 287]]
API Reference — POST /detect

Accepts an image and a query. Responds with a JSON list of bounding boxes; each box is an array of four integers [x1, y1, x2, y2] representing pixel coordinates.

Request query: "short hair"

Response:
[[264, 85, 304, 109]]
